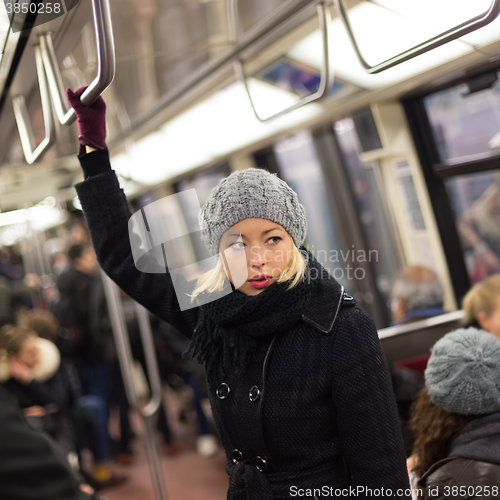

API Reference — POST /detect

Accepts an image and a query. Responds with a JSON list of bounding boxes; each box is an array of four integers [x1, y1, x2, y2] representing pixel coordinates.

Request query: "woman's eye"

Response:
[[268, 236, 282, 244], [230, 241, 244, 249]]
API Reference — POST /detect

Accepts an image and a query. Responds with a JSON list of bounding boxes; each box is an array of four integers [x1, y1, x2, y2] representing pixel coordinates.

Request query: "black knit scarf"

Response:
[[184, 246, 321, 381]]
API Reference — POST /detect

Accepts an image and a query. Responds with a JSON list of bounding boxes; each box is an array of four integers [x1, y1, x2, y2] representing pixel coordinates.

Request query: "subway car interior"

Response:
[[1, 0, 500, 499]]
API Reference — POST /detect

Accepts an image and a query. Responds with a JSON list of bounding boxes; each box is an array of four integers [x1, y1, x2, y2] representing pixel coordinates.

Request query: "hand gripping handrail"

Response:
[[12, 45, 58, 165], [40, 0, 116, 125], [334, 0, 500, 74], [231, 0, 333, 122]]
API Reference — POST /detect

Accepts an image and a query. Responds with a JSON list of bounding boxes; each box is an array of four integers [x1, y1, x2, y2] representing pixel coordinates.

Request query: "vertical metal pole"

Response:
[[19, 228, 41, 307], [100, 270, 168, 500], [135, 302, 169, 500]]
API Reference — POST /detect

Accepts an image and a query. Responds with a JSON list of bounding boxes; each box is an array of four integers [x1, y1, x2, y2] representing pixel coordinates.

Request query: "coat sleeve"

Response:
[[331, 305, 411, 499], [0, 386, 89, 500], [74, 149, 199, 339]]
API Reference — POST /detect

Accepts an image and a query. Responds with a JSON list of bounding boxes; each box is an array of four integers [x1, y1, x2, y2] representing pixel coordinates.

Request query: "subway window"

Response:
[[423, 70, 500, 163], [334, 117, 403, 307]]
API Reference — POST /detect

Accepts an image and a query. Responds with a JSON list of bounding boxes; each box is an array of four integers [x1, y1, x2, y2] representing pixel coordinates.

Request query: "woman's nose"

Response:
[[248, 245, 267, 266]]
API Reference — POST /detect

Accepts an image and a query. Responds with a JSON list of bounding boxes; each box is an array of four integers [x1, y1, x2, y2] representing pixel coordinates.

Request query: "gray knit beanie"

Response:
[[425, 327, 500, 415], [198, 168, 307, 256]]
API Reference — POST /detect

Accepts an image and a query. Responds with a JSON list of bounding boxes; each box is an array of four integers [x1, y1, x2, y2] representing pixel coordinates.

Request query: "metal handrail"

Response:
[[100, 270, 168, 500], [334, 0, 500, 74], [378, 310, 465, 340], [40, 0, 116, 125], [231, 0, 333, 122], [12, 44, 58, 164], [135, 302, 163, 418]]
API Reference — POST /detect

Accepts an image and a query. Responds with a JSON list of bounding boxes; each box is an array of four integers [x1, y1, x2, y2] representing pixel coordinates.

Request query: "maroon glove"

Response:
[[66, 86, 107, 150]]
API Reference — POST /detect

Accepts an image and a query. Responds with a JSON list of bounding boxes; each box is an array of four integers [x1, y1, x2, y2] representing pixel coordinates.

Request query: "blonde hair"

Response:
[[0, 324, 37, 356], [462, 274, 500, 325], [188, 244, 309, 302]]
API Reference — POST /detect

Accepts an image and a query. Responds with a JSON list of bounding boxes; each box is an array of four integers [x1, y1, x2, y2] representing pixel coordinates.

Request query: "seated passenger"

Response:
[[409, 327, 500, 498], [0, 385, 95, 500], [462, 273, 500, 339], [22, 309, 127, 491], [0, 324, 75, 453], [391, 265, 444, 325]]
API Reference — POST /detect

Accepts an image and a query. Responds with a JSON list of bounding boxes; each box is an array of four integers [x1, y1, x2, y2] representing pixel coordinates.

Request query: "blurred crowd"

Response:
[[1, 218, 500, 499], [0, 220, 218, 500]]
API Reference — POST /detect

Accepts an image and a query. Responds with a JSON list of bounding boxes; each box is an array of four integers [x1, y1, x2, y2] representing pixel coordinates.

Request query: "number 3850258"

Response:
[[5, 3, 62, 14]]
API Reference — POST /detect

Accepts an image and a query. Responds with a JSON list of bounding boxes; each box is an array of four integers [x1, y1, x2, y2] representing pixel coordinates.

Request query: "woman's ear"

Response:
[[477, 310, 489, 331]]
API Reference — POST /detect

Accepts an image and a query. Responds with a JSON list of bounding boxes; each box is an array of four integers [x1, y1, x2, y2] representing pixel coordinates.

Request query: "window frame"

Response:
[[401, 64, 500, 304]]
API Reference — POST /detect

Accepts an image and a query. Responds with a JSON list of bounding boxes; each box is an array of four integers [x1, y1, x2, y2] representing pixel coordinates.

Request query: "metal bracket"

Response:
[[231, 0, 333, 122], [40, 0, 116, 125], [12, 45, 58, 165], [334, 0, 500, 74]]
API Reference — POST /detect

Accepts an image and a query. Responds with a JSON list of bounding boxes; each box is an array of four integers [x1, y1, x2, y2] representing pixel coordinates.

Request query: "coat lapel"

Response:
[[300, 275, 346, 334]]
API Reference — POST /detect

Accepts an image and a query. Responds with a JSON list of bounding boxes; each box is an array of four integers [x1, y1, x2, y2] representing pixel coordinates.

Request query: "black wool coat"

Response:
[[75, 149, 410, 499]]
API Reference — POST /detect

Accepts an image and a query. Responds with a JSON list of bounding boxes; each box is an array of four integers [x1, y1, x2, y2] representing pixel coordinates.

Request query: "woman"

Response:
[[409, 328, 500, 498], [462, 273, 500, 338], [67, 87, 410, 499]]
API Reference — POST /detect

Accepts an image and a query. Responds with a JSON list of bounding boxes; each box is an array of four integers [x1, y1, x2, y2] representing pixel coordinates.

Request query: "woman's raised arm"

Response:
[[68, 87, 199, 339]]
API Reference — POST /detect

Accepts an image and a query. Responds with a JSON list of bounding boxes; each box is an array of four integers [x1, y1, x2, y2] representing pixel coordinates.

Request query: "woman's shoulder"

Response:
[[300, 276, 358, 335], [421, 457, 500, 489]]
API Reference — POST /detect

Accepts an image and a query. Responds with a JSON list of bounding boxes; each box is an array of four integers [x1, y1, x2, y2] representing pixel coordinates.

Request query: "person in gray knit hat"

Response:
[[68, 86, 411, 500], [409, 327, 500, 498], [425, 327, 500, 415]]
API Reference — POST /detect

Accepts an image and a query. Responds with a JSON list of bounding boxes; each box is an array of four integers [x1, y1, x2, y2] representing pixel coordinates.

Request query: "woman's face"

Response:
[[14, 337, 40, 369], [478, 296, 500, 339], [219, 218, 294, 296]]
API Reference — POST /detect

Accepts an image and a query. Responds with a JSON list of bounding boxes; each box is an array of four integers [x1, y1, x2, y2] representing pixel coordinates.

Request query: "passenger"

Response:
[[55, 245, 129, 486], [391, 266, 444, 325], [67, 86, 410, 499], [156, 319, 219, 457], [0, 324, 76, 454], [0, 271, 41, 326], [111, 291, 181, 463], [0, 384, 100, 500], [409, 327, 500, 498], [462, 273, 500, 338], [55, 244, 114, 407], [388, 266, 443, 457], [22, 309, 127, 491]]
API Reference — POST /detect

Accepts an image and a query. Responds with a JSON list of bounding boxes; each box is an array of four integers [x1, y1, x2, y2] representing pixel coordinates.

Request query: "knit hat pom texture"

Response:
[[425, 327, 500, 415], [198, 168, 307, 256]]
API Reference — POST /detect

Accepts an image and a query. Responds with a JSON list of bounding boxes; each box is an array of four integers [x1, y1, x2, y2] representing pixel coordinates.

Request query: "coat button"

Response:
[[249, 385, 261, 402], [254, 455, 267, 472], [232, 449, 244, 464], [216, 383, 230, 399]]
